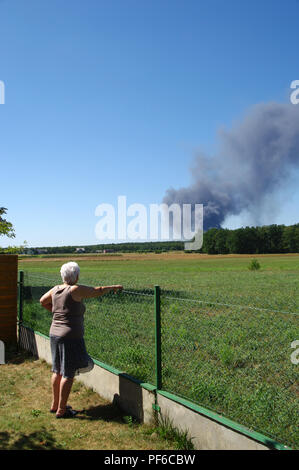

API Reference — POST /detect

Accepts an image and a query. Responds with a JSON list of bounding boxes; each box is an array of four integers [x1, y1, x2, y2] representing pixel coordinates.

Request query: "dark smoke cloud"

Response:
[[163, 102, 299, 230]]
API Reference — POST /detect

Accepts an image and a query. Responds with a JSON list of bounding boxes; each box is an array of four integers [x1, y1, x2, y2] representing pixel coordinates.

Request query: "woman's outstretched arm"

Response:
[[71, 284, 123, 301]]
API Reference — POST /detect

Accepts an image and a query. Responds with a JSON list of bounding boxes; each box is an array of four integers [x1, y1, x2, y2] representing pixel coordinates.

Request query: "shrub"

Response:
[[248, 259, 261, 271]]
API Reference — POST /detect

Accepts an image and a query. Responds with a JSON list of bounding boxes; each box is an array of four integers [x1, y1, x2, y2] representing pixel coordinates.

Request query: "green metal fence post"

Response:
[[155, 285, 162, 391], [18, 271, 24, 346]]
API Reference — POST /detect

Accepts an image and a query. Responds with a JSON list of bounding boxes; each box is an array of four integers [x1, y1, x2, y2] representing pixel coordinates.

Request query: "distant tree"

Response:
[[214, 228, 230, 254], [202, 228, 219, 254], [3, 241, 28, 254], [282, 224, 299, 253], [0, 207, 15, 239], [266, 224, 285, 253], [240, 227, 260, 254], [256, 225, 271, 253], [3, 246, 21, 254], [226, 228, 248, 254]]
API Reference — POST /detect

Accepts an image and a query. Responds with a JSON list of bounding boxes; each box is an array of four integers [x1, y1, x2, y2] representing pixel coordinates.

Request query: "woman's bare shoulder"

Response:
[[71, 284, 93, 289], [69, 284, 87, 301], [70, 284, 98, 300], [70, 284, 89, 291]]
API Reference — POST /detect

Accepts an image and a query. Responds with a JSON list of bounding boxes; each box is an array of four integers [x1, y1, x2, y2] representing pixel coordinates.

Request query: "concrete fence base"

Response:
[[18, 325, 288, 451], [157, 393, 266, 450]]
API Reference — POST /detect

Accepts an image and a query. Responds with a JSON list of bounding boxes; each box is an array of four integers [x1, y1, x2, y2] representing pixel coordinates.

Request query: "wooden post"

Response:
[[0, 255, 18, 344]]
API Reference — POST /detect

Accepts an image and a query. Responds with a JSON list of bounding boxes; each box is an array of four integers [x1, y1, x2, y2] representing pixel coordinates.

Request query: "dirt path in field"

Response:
[[19, 252, 299, 263]]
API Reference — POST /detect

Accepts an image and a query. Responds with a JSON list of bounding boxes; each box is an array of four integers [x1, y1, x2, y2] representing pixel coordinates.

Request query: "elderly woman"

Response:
[[39, 261, 123, 418]]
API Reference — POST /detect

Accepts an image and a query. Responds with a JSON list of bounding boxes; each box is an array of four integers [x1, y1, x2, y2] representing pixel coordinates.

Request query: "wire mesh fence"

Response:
[[160, 293, 299, 449], [84, 290, 155, 383], [20, 270, 299, 449], [21, 271, 156, 384]]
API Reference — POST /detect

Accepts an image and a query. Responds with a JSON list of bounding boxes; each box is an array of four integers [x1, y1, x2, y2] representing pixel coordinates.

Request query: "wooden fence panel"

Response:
[[0, 255, 18, 344]]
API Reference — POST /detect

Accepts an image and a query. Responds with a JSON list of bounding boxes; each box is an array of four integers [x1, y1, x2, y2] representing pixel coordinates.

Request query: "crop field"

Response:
[[19, 252, 299, 448]]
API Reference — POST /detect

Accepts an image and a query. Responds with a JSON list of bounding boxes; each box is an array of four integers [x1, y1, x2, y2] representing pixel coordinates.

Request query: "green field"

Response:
[[19, 253, 299, 449]]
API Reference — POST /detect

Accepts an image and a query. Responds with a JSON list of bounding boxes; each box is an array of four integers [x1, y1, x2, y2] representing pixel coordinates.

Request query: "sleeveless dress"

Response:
[[49, 285, 94, 378]]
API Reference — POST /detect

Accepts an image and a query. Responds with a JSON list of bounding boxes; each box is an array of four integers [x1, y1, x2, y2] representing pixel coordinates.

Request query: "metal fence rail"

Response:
[[19, 270, 299, 449]]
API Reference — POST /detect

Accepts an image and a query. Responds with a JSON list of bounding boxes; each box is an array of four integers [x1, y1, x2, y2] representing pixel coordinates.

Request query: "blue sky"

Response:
[[1, 0, 299, 247]]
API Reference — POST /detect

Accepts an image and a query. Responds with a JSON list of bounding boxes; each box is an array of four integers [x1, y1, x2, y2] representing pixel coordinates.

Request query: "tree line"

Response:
[[201, 223, 299, 254], [16, 224, 299, 255], [21, 241, 185, 255]]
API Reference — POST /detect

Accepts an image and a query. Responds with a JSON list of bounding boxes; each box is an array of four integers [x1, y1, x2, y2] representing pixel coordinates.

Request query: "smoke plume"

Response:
[[163, 102, 299, 230]]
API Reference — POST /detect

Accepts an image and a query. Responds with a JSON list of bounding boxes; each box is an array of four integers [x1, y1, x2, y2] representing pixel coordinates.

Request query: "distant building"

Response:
[[75, 247, 85, 253], [36, 249, 48, 255], [103, 249, 115, 253], [25, 249, 35, 255]]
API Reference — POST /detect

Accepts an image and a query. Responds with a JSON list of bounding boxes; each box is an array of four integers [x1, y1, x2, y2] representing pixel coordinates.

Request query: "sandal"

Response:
[[56, 408, 78, 419], [50, 405, 72, 414]]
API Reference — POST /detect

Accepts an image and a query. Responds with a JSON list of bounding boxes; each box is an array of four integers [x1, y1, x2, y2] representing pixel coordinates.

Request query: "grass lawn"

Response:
[[0, 347, 189, 451]]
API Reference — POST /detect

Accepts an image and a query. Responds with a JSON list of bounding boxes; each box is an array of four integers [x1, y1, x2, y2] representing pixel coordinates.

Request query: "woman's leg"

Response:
[[51, 372, 62, 412], [56, 377, 74, 416]]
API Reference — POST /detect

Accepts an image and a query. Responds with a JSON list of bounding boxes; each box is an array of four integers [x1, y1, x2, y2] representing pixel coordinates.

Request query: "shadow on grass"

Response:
[[76, 402, 126, 423], [0, 428, 63, 450], [3, 341, 36, 365]]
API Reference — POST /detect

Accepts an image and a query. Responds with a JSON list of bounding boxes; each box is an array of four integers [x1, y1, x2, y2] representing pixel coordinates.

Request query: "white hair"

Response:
[[60, 262, 80, 285]]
